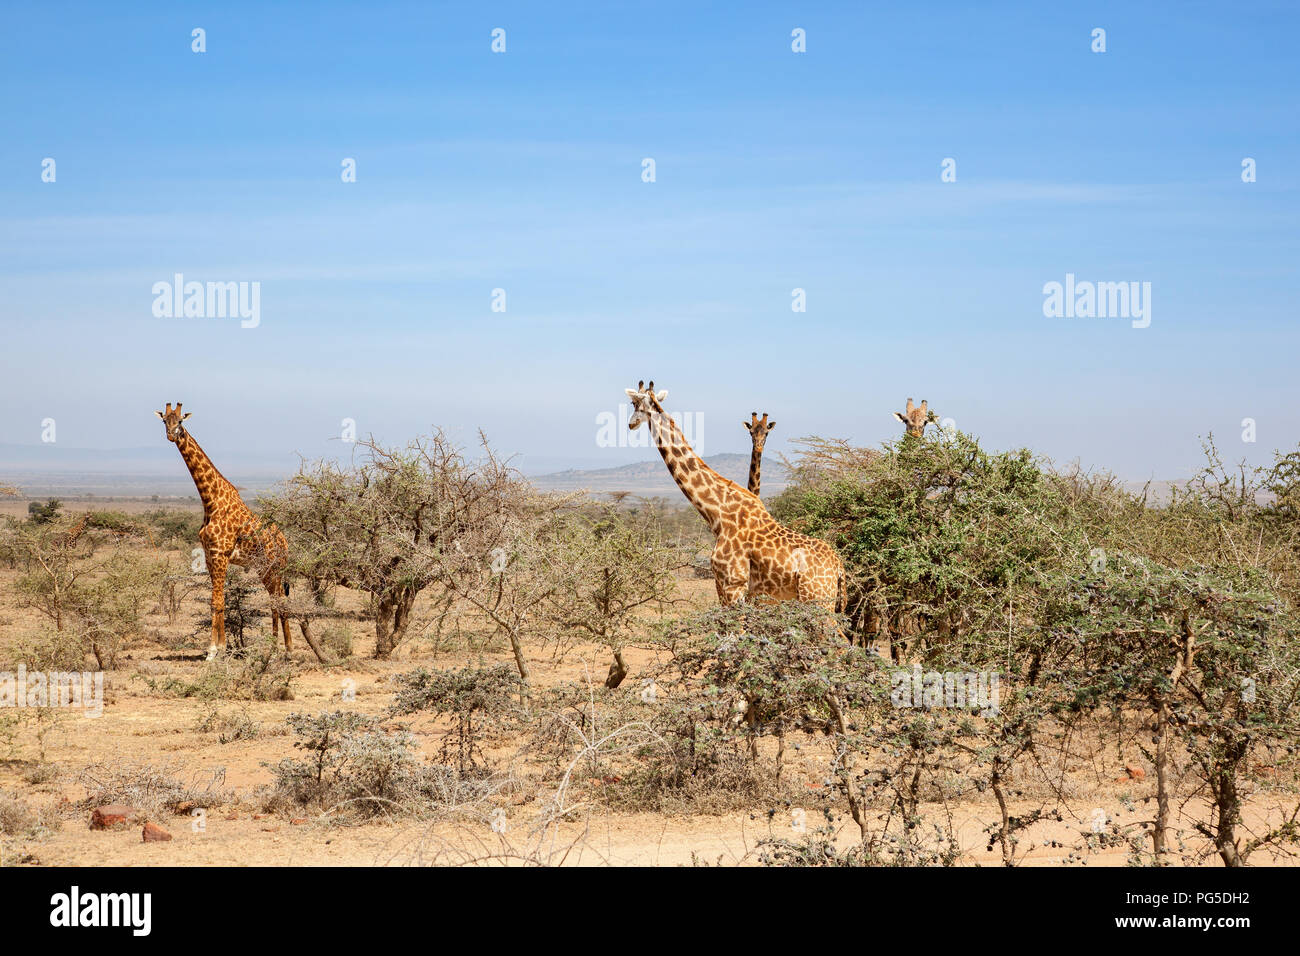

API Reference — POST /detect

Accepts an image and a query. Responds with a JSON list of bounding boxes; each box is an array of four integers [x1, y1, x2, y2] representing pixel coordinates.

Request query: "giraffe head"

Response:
[[624, 380, 668, 430], [893, 397, 936, 439], [155, 402, 192, 443], [743, 412, 775, 454]]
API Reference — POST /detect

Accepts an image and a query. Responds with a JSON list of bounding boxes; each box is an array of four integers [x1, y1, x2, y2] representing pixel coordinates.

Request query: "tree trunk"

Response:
[[505, 629, 531, 683], [297, 618, 332, 664], [1215, 769, 1242, 867], [991, 755, 1013, 866], [373, 587, 418, 659], [1212, 740, 1249, 867], [1153, 701, 1173, 859], [605, 648, 629, 688], [391, 588, 416, 646], [827, 695, 869, 843], [1155, 614, 1195, 860], [373, 594, 396, 659]]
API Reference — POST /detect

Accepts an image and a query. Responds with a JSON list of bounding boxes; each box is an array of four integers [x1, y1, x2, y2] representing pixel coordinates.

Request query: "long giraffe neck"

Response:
[[648, 408, 732, 536], [174, 429, 236, 520], [748, 442, 762, 497]]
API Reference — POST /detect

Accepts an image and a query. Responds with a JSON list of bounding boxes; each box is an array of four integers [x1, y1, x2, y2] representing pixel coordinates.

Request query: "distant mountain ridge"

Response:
[[530, 452, 790, 497], [0, 446, 786, 500]]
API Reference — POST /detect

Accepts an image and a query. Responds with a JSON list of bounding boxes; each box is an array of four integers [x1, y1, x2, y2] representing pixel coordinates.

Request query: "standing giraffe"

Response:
[[156, 403, 292, 659], [893, 397, 937, 438], [52, 511, 92, 550], [626, 382, 844, 610], [742, 412, 775, 497]]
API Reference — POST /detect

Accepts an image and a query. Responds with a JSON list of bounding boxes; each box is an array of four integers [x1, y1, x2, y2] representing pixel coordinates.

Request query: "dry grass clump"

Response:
[[76, 760, 231, 817]]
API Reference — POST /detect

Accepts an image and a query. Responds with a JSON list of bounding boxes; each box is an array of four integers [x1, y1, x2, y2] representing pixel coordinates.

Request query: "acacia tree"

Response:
[[544, 499, 692, 688], [428, 482, 578, 683], [11, 517, 165, 667], [265, 430, 562, 661], [771, 430, 1070, 655], [265, 432, 486, 658], [13, 518, 98, 633], [1040, 554, 1300, 865]]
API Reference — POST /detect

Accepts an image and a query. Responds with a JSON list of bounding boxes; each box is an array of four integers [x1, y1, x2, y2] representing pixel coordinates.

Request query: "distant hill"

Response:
[[530, 452, 790, 498]]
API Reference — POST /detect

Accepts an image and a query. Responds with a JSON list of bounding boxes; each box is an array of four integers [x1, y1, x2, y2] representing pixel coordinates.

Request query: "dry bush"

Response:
[[0, 790, 41, 836], [135, 638, 294, 701], [262, 710, 506, 823], [390, 663, 525, 772], [194, 703, 264, 743], [77, 760, 231, 816], [318, 624, 353, 658]]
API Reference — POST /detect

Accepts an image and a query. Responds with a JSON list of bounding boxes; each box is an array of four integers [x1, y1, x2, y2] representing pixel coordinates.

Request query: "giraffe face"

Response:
[[744, 412, 775, 452], [624, 381, 668, 430], [155, 402, 192, 443], [893, 397, 936, 439]]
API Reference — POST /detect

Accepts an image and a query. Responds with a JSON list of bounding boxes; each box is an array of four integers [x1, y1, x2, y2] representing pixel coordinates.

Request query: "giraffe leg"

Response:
[[263, 572, 292, 653], [207, 555, 228, 661], [282, 577, 292, 651]]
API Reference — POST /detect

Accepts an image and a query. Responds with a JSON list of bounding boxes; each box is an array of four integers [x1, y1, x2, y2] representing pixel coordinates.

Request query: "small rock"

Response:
[[90, 805, 135, 830], [1125, 765, 1146, 780], [253, 813, 268, 820], [290, 818, 307, 825], [224, 813, 239, 821], [142, 822, 172, 843], [174, 801, 197, 814]]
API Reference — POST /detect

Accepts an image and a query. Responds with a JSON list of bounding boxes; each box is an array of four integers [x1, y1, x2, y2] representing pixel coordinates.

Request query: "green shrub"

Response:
[[26, 499, 62, 525], [264, 711, 488, 820], [390, 663, 525, 772]]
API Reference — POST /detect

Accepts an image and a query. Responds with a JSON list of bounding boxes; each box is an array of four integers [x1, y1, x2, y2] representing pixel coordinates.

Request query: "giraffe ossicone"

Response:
[[893, 396, 938, 439]]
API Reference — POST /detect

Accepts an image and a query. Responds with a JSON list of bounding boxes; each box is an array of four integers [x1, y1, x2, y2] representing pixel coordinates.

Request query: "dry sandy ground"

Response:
[[1, 505, 1296, 867]]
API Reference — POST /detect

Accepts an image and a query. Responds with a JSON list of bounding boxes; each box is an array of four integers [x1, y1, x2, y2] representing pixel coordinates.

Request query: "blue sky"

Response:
[[1, 1, 1297, 480]]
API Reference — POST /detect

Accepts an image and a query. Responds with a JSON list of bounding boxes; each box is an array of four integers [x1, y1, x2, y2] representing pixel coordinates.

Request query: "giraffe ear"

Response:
[[624, 388, 639, 400], [767, 421, 776, 431], [654, 390, 667, 403], [182, 413, 192, 421], [155, 411, 165, 420], [743, 421, 753, 431], [893, 411, 907, 423]]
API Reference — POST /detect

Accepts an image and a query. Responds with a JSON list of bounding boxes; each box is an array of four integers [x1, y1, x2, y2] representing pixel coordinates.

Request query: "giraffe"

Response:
[[52, 511, 91, 551], [743, 412, 775, 497], [156, 403, 292, 660], [893, 397, 937, 439], [625, 382, 845, 610]]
